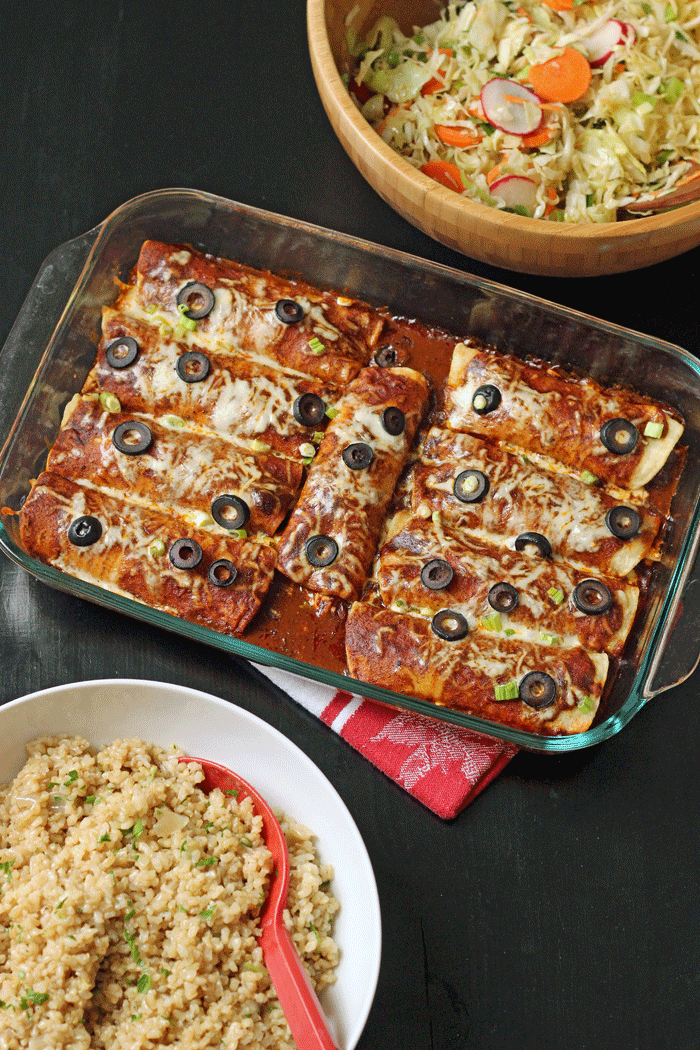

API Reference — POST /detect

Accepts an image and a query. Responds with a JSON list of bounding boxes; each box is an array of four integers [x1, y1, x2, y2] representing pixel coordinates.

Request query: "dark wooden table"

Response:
[[2, 4, 699, 1048]]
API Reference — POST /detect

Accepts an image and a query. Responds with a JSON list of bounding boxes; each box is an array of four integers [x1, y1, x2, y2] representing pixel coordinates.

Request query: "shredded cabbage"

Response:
[[348, 1, 700, 221]]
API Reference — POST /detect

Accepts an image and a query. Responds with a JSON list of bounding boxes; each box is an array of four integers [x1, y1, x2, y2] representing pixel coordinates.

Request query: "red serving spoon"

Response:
[[180, 757, 340, 1050]]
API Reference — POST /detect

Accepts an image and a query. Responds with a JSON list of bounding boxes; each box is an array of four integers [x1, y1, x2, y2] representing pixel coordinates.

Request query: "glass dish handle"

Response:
[[0, 226, 100, 438], [645, 523, 700, 697]]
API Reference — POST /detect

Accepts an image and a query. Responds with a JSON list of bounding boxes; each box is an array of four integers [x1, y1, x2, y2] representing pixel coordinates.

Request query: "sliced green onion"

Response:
[[664, 3, 676, 20], [145, 303, 158, 314], [308, 336, 326, 355], [494, 681, 519, 702], [473, 394, 488, 411], [504, 628, 516, 637], [174, 324, 186, 340], [481, 612, 502, 632], [232, 528, 247, 541], [160, 323, 173, 338], [580, 470, 598, 484], [657, 149, 673, 164], [539, 630, 560, 646], [250, 439, 271, 453], [312, 431, 324, 444], [99, 392, 121, 414], [662, 76, 684, 103], [547, 586, 564, 605], [299, 442, 316, 459], [578, 695, 594, 714], [632, 91, 656, 113], [180, 315, 197, 332], [644, 420, 664, 439], [301, 457, 314, 466], [162, 415, 186, 428], [325, 406, 339, 419]]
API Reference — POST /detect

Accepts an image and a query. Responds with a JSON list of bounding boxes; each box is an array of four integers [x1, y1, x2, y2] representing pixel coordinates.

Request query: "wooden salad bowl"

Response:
[[307, 0, 700, 277]]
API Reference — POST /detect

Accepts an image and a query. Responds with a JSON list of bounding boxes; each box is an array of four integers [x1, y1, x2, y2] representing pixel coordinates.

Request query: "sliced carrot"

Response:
[[520, 124, 557, 148], [420, 49, 455, 96], [529, 48, 592, 103], [544, 186, 559, 216], [486, 162, 505, 185], [541, 0, 575, 10], [517, 4, 533, 19], [435, 125, 483, 147], [421, 76, 445, 96], [421, 160, 464, 192]]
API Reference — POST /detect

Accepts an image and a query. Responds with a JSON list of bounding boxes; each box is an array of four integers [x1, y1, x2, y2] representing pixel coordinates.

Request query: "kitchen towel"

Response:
[[255, 665, 518, 820]]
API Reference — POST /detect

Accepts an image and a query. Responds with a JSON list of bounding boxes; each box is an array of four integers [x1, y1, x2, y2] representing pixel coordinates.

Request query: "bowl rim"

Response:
[[307, 0, 700, 243]]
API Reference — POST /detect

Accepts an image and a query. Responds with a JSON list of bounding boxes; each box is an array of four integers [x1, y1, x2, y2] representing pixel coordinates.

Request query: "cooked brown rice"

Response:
[[0, 736, 339, 1049]]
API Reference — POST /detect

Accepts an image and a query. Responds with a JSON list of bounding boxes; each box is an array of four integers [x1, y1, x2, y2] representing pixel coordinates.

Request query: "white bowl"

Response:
[[0, 678, 381, 1050]]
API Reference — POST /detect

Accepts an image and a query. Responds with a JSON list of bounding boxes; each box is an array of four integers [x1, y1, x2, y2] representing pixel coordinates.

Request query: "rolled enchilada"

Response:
[[118, 240, 387, 386], [345, 601, 609, 736], [19, 472, 276, 635], [411, 427, 662, 577], [48, 395, 303, 537], [87, 311, 340, 459], [276, 366, 429, 601], [445, 339, 683, 489]]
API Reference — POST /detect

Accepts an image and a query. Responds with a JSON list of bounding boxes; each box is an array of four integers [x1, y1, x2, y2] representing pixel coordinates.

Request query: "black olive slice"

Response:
[[374, 345, 397, 368], [605, 505, 641, 540], [67, 515, 102, 547], [453, 469, 490, 503], [305, 535, 339, 567], [381, 406, 406, 436], [600, 418, 639, 455], [342, 442, 374, 470], [176, 351, 210, 384], [573, 579, 613, 615], [208, 559, 238, 588], [472, 384, 501, 415], [275, 299, 304, 324], [105, 335, 138, 369], [169, 538, 203, 570], [519, 671, 557, 709], [431, 609, 469, 641], [292, 392, 326, 427], [211, 494, 250, 531], [112, 421, 153, 456], [176, 281, 215, 319], [420, 558, 454, 591], [488, 582, 519, 613], [514, 532, 552, 558]]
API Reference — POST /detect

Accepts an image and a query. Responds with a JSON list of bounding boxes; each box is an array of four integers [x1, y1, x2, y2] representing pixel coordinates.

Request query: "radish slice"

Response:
[[490, 175, 538, 212], [481, 79, 543, 135], [585, 20, 635, 68]]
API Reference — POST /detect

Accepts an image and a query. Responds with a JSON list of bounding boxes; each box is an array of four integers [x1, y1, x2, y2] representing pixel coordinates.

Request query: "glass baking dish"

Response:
[[1, 188, 699, 753]]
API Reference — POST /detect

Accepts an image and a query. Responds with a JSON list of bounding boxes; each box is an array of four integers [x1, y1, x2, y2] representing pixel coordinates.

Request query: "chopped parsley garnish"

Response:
[[63, 770, 78, 786], [195, 856, 218, 868], [98, 833, 111, 843], [20, 991, 49, 1008], [199, 904, 216, 919], [309, 921, 322, 948], [136, 973, 151, 994]]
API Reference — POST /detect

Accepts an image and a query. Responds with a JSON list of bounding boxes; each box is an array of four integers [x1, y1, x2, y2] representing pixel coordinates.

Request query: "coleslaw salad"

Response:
[[346, 0, 700, 222]]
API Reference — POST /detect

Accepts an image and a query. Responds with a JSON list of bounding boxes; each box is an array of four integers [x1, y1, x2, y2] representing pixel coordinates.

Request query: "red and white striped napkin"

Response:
[[254, 666, 517, 820]]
